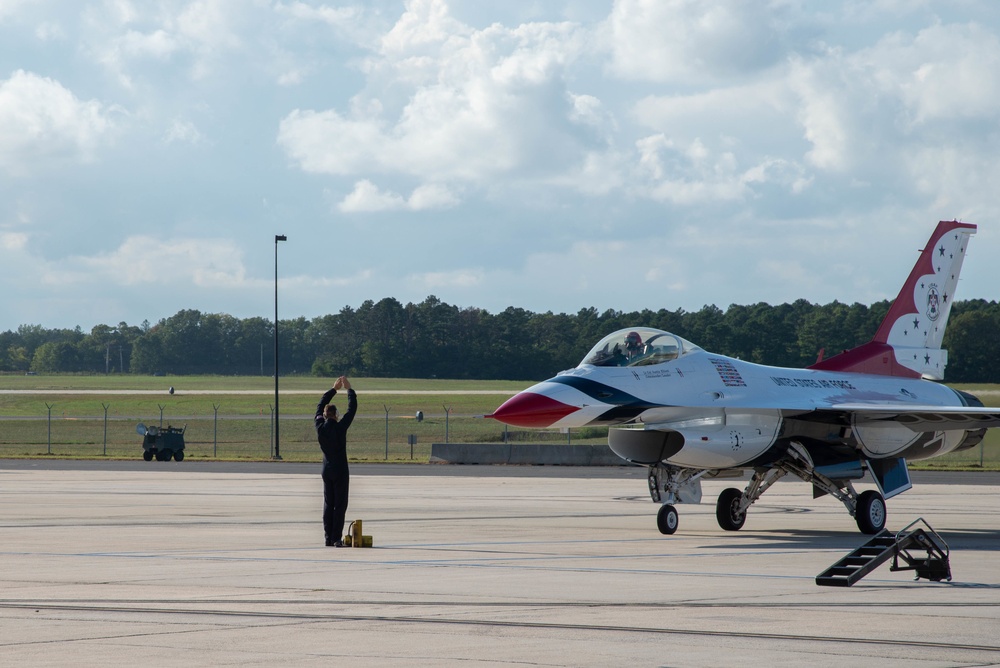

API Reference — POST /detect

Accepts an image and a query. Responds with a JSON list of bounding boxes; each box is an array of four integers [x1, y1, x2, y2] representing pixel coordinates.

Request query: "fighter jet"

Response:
[[490, 221, 1000, 534]]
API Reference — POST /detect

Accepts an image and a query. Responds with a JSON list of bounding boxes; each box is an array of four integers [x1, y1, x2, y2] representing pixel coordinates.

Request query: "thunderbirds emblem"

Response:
[[926, 283, 940, 321]]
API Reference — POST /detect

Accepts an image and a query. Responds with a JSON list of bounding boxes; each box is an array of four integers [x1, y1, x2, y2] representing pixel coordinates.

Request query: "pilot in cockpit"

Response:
[[624, 331, 644, 360]]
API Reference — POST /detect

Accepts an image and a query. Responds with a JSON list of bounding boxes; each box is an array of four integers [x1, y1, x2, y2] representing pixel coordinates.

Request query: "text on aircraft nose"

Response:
[[490, 392, 580, 428]]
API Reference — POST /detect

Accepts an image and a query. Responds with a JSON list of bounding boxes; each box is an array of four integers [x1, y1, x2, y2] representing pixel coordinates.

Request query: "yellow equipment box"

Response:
[[345, 520, 373, 548]]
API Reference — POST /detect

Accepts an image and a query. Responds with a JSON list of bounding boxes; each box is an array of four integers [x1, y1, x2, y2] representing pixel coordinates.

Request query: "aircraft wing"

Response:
[[804, 404, 1000, 431]]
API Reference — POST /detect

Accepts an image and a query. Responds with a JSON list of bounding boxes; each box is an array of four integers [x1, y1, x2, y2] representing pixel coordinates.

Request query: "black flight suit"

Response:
[[314, 387, 357, 544]]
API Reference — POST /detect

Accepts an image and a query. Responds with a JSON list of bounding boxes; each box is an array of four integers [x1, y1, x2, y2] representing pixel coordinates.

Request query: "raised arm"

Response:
[[341, 378, 357, 429]]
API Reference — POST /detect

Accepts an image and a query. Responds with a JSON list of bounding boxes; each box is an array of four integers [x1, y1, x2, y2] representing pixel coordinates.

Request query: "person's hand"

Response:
[[341, 376, 352, 390], [333, 377, 344, 391]]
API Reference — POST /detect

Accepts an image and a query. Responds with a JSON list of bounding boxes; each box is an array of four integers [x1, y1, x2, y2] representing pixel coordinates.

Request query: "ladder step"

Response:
[[817, 530, 898, 586], [840, 557, 872, 566], [848, 550, 881, 558]]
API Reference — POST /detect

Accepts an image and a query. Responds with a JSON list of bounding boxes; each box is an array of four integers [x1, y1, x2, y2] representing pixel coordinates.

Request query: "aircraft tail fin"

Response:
[[809, 220, 976, 380]]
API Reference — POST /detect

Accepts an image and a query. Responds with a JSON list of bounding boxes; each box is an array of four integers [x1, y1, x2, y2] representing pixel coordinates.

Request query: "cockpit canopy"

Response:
[[581, 327, 701, 368]]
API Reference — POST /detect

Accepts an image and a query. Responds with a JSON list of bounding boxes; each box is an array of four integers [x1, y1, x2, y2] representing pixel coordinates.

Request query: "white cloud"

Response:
[[633, 79, 795, 151], [176, 0, 244, 52], [273, 1, 379, 53], [338, 179, 459, 212], [338, 180, 407, 212], [277, 0, 595, 191], [0, 231, 266, 329], [568, 93, 609, 129], [0, 70, 117, 176], [380, 0, 470, 56], [119, 28, 180, 60], [604, 0, 792, 84], [883, 23, 1000, 125], [0, 231, 28, 250], [62, 235, 249, 288], [0, 0, 30, 22], [279, 111, 387, 175], [163, 118, 204, 144], [784, 21, 1000, 185], [83, 0, 267, 86], [408, 182, 459, 210], [622, 17, 1000, 209], [275, 1, 359, 28], [277, 68, 305, 86], [786, 57, 856, 172], [35, 22, 66, 41], [631, 134, 754, 204]]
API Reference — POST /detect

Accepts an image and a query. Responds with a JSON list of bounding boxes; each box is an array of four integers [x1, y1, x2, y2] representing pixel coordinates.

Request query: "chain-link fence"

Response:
[[0, 411, 611, 462]]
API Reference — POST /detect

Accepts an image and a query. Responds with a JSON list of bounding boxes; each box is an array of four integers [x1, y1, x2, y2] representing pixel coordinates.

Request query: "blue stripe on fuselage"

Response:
[[548, 375, 664, 424]]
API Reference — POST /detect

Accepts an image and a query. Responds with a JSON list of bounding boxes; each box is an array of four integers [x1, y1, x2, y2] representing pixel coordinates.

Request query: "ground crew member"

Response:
[[314, 376, 357, 547]]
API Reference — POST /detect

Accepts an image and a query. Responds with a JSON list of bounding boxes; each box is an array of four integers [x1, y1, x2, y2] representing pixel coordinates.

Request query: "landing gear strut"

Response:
[[646, 444, 889, 535], [648, 464, 703, 535]]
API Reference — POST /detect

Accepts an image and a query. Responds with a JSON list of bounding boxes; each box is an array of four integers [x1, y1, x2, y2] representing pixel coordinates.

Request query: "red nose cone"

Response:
[[490, 392, 579, 428]]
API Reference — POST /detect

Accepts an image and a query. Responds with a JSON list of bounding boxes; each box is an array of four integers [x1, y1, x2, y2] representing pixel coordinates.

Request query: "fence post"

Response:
[[45, 403, 53, 455], [383, 404, 390, 460], [102, 403, 110, 456], [269, 404, 274, 458], [213, 403, 220, 458]]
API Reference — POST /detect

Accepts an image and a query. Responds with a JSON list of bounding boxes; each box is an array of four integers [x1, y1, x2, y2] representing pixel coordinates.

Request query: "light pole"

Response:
[[274, 234, 287, 460]]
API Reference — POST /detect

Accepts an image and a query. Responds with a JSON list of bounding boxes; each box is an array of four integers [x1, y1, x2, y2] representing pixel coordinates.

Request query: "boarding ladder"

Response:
[[815, 518, 951, 587]]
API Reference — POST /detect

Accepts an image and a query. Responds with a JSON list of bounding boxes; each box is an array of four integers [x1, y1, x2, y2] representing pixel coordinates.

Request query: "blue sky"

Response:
[[2, 0, 1000, 332]]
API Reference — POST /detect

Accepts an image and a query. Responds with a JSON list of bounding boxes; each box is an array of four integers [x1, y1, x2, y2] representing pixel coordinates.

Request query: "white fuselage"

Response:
[[508, 349, 973, 467]]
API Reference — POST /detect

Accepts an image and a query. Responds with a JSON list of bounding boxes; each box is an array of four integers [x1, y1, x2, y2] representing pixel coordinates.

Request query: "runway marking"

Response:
[[6, 546, 995, 588], [0, 601, 998, 655]]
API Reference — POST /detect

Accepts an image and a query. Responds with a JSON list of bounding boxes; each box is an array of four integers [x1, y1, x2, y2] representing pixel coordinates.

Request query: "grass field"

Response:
[[0, 374, 997, 469], [0, 374, 595, 462]]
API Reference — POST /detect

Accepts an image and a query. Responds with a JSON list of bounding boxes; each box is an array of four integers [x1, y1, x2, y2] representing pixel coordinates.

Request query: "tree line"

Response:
[[2, 295, 999, 382]]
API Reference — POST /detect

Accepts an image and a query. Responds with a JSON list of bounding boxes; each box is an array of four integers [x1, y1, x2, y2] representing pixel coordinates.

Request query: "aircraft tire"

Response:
[[856, 490, 886, 534], [143, 450, 153, 462], [656, 504, 678, 535], [174, 450, 184, 462], [716, 488, 747, 531]]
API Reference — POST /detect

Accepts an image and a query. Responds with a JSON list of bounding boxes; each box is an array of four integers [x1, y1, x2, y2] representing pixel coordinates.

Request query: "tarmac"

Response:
[[1, 461, 998, 667]]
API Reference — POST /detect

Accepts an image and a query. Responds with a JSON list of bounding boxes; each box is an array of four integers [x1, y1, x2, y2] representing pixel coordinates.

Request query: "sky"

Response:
[[2, 0, 1000, 333]]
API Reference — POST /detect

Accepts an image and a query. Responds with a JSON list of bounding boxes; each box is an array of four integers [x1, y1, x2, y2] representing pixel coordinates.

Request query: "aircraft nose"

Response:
[[489, 391, 580, 428]]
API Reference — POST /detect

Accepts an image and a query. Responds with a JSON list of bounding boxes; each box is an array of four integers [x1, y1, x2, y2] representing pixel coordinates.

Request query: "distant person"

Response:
[[314, 375, 357, 547]]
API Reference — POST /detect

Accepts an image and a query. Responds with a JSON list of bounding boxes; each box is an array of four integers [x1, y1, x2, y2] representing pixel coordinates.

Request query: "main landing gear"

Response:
[[855, 489, 887, 535], [715, 487, 746, 531], [648, 451, 888, 535]]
